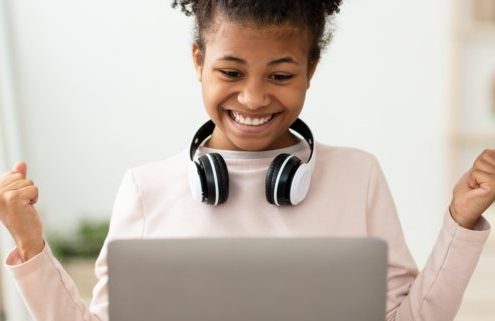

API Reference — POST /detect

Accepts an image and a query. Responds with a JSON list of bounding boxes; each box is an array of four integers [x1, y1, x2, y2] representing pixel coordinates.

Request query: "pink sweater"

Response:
[[4, 141, 491, 321]]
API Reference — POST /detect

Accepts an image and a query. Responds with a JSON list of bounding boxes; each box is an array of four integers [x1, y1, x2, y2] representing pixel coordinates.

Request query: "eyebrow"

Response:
[[217, 55, 300, 66]]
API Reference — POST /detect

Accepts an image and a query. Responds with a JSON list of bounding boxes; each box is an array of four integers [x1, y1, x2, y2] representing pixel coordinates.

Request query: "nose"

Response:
[[237, 79, 271, 110]]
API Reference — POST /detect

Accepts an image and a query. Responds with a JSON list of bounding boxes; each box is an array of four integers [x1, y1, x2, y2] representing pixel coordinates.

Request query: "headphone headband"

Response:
[[189, 118, 315, 162]]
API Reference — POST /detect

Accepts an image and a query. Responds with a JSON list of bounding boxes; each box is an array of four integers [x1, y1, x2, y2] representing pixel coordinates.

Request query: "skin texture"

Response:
[[191, 14, 318, 151], [449, 149, 495, 229], [0, 14, 493, 264], [0, 161, 44, 262]]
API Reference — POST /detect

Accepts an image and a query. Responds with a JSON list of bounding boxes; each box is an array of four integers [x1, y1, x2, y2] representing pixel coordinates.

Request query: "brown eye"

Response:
[[220, 70, 242, 79], [271, 74, 293, 82]]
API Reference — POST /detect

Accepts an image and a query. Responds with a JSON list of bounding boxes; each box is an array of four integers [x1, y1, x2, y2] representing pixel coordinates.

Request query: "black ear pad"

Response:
[[198, 153, 229, 205], [197, 155, 213, 204], [265, 153, 302, 205], [209, 153, 229, 204], [193, 161, 208, 202]]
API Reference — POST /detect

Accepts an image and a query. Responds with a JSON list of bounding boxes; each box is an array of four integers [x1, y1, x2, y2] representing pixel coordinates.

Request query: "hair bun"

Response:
[[171, 0, 196, 16], [172, 0, 344, 62], [322, 0, 343, 16]]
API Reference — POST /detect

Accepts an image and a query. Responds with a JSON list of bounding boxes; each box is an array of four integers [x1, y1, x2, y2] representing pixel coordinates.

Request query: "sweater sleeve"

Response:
[[365, 155, 491, 321], [3, 168, 145, 321]]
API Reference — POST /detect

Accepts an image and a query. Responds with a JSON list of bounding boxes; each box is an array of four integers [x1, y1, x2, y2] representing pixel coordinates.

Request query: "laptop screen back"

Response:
[[108, 237, 387, 321]]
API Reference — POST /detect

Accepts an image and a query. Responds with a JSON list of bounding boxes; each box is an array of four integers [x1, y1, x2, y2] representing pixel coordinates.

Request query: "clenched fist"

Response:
[[450, 149, 495, 229], [0, 161, 44, 262]]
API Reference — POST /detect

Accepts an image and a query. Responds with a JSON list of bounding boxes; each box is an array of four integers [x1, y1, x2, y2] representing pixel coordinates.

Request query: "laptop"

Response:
[[108, 238, 387, 321]]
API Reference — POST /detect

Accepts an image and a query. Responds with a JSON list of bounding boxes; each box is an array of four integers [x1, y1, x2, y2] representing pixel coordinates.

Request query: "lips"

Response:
[[224, 109, 280, 134], [229, 110, 274, 126]]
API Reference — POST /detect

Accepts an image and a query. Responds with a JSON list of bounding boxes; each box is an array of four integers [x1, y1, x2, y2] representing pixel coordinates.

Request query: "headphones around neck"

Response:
[[187, 118, 316, 206]]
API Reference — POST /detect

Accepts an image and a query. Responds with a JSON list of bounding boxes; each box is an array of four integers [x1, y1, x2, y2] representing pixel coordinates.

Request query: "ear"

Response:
[[191, 42, 204, 82], [306, 58, 319, 89]]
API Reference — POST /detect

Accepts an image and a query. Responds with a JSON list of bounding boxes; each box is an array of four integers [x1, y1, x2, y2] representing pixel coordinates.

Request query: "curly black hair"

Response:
[[171, 0, 343, 65]]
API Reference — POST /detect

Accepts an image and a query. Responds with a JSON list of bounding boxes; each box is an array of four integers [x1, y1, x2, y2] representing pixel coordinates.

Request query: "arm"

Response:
[[365, 156, 490, 321], [3, 168, 145, 321]]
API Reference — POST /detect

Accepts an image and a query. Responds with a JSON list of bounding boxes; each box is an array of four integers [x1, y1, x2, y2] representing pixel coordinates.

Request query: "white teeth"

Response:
[[230, 111, 273, 126]]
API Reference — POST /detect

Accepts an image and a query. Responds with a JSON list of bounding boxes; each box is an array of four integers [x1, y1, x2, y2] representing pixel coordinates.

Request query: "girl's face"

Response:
[[192, 15, 318, 151]]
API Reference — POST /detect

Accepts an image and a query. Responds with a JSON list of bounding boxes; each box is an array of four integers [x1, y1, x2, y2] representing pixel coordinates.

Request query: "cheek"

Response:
[[275, 85, 307, 111], [201, 75, 231, 106]]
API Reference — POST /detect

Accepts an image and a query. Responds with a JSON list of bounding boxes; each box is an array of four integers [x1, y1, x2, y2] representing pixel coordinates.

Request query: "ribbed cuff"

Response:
[[4, 239, 56, 278], [443, 207, 491, 243]]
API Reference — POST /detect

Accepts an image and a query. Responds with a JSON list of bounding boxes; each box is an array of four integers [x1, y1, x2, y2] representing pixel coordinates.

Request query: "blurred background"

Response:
[[0, 0, 494, 320]]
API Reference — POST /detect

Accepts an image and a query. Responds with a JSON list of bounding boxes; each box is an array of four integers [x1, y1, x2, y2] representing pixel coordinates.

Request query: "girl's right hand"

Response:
[[0, 161, 44, 262]]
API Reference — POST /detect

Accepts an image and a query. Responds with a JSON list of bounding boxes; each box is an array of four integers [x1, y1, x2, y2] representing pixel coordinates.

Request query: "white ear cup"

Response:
[[188, 161, 203, 202], [289, 144, 317, 205], [289, 163, 312, 205]]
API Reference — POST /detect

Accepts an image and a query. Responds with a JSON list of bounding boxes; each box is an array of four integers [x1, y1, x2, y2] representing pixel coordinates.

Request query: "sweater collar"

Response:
[[197, 140, 307, 161]]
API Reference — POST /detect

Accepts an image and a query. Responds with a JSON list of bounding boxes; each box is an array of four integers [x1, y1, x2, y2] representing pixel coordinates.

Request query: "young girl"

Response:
[[0, 1, 494, 320]]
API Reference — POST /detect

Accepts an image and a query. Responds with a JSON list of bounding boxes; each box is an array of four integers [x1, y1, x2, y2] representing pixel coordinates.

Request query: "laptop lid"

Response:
[[108, 238, 387, 321]]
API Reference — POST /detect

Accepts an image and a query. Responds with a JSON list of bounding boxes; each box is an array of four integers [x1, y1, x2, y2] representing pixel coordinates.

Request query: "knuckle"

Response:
[[474, 159, 484, 169], [481, 152, 492, 162], [472, 169, 482, 177]]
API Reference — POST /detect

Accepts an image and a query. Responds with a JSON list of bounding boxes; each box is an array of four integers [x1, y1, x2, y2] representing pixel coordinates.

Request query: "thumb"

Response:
[[12, 160, 27, 178]]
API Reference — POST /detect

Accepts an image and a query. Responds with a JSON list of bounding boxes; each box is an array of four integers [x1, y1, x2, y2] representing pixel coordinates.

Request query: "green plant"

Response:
[[48, 218, 109, 261]]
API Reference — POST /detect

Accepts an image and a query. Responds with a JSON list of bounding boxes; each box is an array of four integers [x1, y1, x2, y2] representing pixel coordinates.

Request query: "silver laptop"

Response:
[[108, 238, 387, 321]]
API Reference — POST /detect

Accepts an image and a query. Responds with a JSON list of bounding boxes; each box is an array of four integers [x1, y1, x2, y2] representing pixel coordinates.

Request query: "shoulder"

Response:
[[132, 148, 188, 173], [126, 149, 189, 191], [312, 142, 380, 190], [308, 142, 381, 201], [315, 141, 377, 169]]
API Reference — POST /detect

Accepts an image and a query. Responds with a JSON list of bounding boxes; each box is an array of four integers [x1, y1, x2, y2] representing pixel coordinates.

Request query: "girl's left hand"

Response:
[[450, 149, 495, 229]]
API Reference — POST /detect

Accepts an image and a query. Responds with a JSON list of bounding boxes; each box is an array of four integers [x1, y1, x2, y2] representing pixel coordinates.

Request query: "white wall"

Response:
[[1, 0, 34, 319], [4, 0, 452, 272], [304, 0, 452, 267]]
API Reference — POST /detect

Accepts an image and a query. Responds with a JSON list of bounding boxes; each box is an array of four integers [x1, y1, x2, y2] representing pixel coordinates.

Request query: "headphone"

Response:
[[187, 118, 316, 206]]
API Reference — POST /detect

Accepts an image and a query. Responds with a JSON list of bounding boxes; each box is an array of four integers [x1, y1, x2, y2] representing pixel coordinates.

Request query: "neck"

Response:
[[204, 129, 301, 151]]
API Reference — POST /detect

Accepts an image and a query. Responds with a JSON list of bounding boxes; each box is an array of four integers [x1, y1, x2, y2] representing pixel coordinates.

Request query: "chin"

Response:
[[230, 137, 274, 151]]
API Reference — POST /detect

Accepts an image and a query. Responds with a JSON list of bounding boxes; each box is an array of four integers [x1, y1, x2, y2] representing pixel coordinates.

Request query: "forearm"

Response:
[[5, 240, 104, 321], [389, 212, 490, 321]]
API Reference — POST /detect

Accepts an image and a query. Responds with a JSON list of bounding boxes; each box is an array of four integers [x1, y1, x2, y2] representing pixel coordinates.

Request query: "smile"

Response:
[[228, 110, 274, 126]]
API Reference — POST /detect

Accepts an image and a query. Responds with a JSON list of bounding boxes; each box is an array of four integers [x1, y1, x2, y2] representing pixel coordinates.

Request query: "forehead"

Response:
[[203, 16, 310, 61]]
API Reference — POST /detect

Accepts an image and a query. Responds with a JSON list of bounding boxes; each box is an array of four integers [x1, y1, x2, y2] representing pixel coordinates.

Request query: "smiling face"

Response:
[[192, 14, 318, 151]]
